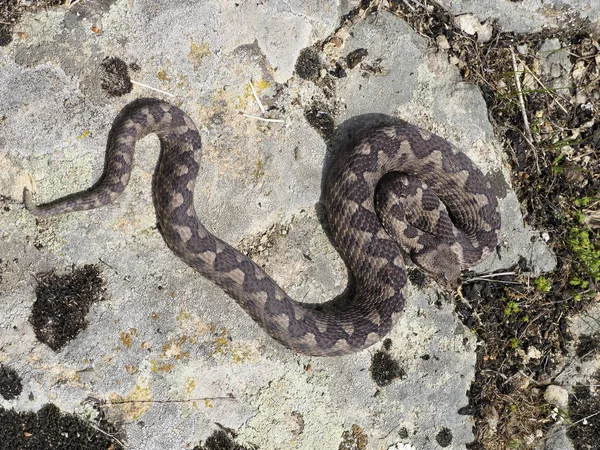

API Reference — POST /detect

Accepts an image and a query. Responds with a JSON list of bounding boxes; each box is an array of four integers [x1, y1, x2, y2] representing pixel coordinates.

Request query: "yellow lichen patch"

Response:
[[109, 377, 152, 421], [157, 70, 170, 81], [119, 328, 138, 349], [252, 156, 266, 180], [212, 328, 230, 355], [124, 365, 138, 375], [48, 366, 83, 387], [176, 309, 190, 321], [204, 399, 213, 408], [210, 327, 256, 363], [237, 79, 270, 110], [185, 378, 196, 394], [245, 78, 269, 94], [161, 338, 190, 361], [77, 129, 90, 139], [175, 310, 211, 338], [188, 41, 211, 70], [150, 359, 174, 373]]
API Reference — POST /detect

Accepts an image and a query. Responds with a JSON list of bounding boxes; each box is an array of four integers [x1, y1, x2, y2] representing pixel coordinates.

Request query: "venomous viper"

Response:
[[24, 98, 500, 356]]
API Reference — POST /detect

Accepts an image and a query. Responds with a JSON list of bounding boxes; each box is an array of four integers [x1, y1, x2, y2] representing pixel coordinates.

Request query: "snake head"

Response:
[[412, 244, 464, 290]]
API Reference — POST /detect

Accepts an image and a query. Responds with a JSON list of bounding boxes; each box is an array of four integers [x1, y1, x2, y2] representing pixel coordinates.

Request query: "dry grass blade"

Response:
[[510, 46, 540, 175]]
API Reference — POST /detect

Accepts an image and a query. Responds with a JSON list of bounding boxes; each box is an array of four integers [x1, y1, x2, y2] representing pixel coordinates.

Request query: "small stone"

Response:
[[454, 14, 480, 35], [544, 385, 569, 409], [477, 20, 493, 43], [436, 35, 450, 50], [513, 373, 530, 390], [527, 346, 542, 360]]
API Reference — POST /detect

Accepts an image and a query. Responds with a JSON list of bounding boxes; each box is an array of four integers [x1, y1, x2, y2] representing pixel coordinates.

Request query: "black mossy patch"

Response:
[[295, 47, 321, 81], [304, 102, 335, 140], [436, 427, 453, 447], [576, 334, 600, 360], [100, 57, 133, 97], [370, 339, 405, 387], [0, 364, 23, 400], [346, 48, 368, 70], [29, 265, 106, 351], [193, 426, 257, 450], [0, 403, 124, 450], [567, 383, 600, 449], [407, 267, 428, 288]]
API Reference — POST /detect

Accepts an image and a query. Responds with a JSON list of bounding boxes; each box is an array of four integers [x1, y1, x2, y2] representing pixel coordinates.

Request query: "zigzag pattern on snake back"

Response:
[[23, 98, 501, 356]]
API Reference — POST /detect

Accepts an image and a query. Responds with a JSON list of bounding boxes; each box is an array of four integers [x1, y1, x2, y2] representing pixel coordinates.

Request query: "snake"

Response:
[[23, 98, 501, 356]]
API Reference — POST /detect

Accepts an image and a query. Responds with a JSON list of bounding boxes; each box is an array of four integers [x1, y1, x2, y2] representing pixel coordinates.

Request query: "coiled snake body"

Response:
[[24, 99, 500, 356]]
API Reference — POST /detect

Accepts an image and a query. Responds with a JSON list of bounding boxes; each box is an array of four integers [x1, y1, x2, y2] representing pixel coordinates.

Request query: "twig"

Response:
[[248, 79, 265, 114], [131, 80, 176, 98], [519, 61, 569, 115], [98, 258, 119, 275], [401, 0, 416, 10], [465, 278, 521, 285], [471, 271, 516, 279], [464, 272, 519, 284], [241, 113, 285, 123], [100, 396, 237, 406], [406, 0, 428, 9], [510, 46, 540, 175]]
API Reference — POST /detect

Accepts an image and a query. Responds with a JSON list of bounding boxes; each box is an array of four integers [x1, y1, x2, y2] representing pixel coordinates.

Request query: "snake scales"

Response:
[[24, 98, 500, 356]]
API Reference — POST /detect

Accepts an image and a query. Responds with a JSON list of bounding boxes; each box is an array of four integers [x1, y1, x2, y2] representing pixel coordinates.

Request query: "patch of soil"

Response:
[[0, 403, 124, 450]]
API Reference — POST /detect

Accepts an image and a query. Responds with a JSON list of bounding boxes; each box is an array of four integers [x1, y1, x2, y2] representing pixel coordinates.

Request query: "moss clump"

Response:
[[567, 227, 600, 286], [534, 276, 552, 292]]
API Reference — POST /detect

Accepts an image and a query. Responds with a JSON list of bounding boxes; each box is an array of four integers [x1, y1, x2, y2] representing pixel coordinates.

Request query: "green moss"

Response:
[[551, 153, 565, 174], [534, 276, 552, 292], [504, 300, 520, 317], [509, 337, 521, 349], [566, 227, 600, 283]]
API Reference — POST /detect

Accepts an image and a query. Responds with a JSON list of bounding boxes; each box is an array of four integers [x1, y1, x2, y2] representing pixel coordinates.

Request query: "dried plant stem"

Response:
[[131, 80, 176, 98], [510, 46, 540, 175]]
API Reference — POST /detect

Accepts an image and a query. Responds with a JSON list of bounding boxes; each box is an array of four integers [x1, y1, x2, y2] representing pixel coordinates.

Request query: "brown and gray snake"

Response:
[[24, 98, 500, 356]]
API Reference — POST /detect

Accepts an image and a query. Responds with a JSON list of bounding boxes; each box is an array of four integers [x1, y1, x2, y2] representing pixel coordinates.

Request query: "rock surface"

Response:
[[1, 1, 589, 449]]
